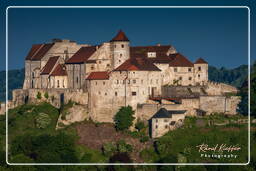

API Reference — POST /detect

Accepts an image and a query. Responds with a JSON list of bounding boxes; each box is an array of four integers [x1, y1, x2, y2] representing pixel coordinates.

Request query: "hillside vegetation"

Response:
[[0, 102, 255, 170]]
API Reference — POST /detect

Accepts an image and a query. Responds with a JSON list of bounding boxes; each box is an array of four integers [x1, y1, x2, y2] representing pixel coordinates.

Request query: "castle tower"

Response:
[[194, 58, 208, 85], [110, 30, 130, 69]]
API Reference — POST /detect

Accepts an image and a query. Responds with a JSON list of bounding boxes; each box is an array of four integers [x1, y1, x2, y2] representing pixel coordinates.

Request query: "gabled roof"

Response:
[[114, 57, 161, 71], [50, 64, 67, 76], [110, 30, 129, 42], [130, 45, 174, 63], [40, 56, 59, 75], [25, 44, 43, 60], [152, 108, 186, 118], [169, 53, 194, 67], [65, 46, 97, 64], [86, 71, 110, 80], [26, 43, 54, 61], [195, 58, 208, 64]]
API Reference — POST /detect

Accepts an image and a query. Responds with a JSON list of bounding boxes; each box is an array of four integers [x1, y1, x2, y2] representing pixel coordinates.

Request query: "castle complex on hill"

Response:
[[4, 30, 240, 137]]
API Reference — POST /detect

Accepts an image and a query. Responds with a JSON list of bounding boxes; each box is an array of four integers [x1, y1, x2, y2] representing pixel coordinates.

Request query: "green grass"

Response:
[[141, 116, 251, 164]]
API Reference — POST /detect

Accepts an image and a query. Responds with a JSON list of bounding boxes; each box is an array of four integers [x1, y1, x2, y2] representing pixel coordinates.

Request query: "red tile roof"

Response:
[[130, 45, 174, 63], [195, 58, 208, 64], [40, 56, 59, 75], [65, 46, 97, 64], [50, 64, 67, 76], [25, 44, 43, 60], [114, 57, 161, 71], [26, 43, 54, 61], [169, 53, 194, 67], [86, 71, 110, 80], [110, 30, 129, 42]]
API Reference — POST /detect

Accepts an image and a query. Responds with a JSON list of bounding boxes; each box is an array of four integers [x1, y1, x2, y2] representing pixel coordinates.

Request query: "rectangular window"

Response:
[[174, 68, 177, 72], [198, 66, 201, 71], [57, 80, 60, 88], [198, 74, 200, 78], [121, 44, 124, 48], [103, 81, 105, 85], [147, 52, 156, 58], [133, 79, 136, 84], [189, 77, 192, 80], [179, 77, 182, 80], [165, 125, 168, 129], [155, 125, 158, 129], [188, 68, 192, 72], [132, 92, 136, 96], [115, 92, 117, 96], [128, 80, 130, 84], [117, 80, 119, 84], [164, 119, 168, 122]]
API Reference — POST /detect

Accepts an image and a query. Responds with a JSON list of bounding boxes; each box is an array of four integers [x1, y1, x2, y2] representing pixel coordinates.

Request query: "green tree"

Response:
[[36, 91, 42, 99], [44, 92, 49, 99], [114, 106, 135, 131], [135, 120, 145, 132], [35, 113, 51, 129]]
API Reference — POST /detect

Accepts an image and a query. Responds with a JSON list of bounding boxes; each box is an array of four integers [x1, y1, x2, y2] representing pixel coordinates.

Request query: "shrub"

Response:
[[103, 142, 117, 156], [117, 140, 133, 153], [35, 113, 51, 129], [36, 92, 42, 99], [44, 92, 49, 99], [114, 106, 135, 131], [135, 120, 145, 132], [140, 136, 149, 143]]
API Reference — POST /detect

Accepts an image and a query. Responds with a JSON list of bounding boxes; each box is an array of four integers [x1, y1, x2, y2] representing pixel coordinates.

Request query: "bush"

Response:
[[35, 113, 51, 129], [36, 92, 42, 99], [135, 120, 145, 132], [114, 106, 135, 131], [117, 140, 133, 153], [44, 92, 49, 99], [140, 136, 149, 143], [103, 142, 117, 156]]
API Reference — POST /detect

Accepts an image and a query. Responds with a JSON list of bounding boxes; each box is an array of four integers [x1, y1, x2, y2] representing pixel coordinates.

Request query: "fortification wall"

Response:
[[206, 81, 238, 95], [199, 96, 240, 115], [11, 89, 88, 109]]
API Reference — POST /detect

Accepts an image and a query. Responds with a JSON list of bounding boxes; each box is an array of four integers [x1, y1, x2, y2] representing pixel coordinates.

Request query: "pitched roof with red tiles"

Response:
[[169, 53, 194, 67], [114, 57, 161, 71], [110, 30, 129, 42], [130, 45, 174, 63], [50, 64, 67, 76], [40, 56, 59, 75], [26, 43, 54, 61], [86, 71, 110, 80], [65, 46, 97, 64], [25, 44, 43, 60], [195, 58, 208, 64]]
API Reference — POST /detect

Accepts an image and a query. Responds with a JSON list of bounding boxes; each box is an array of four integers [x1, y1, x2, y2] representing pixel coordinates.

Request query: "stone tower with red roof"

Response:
[[110, 30, 130, 69]]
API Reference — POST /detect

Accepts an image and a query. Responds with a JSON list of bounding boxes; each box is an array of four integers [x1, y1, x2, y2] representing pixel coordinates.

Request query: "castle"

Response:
[[4, 30, 241, 137]]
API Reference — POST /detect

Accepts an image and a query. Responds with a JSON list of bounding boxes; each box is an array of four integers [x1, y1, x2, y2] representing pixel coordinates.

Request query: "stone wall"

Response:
[[206, 81, 238, 95], [199, 96, 240, 115], [12, 88, 88, 109]]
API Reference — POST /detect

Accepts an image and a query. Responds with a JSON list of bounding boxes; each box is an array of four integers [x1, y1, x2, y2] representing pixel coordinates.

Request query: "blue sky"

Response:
[[0, 0, 255, 70]]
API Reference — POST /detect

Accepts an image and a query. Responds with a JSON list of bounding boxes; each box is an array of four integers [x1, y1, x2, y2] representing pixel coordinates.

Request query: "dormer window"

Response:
[[147, 52, 156, 58]]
